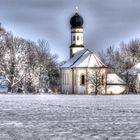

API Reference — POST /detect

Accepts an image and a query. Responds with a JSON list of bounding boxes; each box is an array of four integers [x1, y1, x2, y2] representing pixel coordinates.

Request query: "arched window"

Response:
[[80, 74, 85, 85], [77, 36, 79, 40], [73, 36, 75, 41]]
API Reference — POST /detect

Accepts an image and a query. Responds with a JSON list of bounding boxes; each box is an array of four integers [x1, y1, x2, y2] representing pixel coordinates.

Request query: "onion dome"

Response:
[[70, 13, 84, 28]]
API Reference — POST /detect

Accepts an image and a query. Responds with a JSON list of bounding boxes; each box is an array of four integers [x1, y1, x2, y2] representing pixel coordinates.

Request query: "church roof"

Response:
[[70, 13, 84, 28], [62, 49, 107, 68], [107, 73, 126, 85]]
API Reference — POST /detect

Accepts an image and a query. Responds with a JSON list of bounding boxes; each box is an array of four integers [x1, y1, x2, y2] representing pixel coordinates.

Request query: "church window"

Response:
[[73, 36, 75, 41], [77, 36, 79, 40], [80, 74, 85, 85]]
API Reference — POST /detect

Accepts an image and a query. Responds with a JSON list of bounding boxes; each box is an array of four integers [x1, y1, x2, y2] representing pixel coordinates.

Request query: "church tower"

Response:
[[70, 7, 84, 58]]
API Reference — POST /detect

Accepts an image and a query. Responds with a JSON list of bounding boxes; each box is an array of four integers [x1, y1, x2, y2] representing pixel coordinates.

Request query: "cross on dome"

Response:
[[70, 7, 83, 28], [75, 6, 79, 13]]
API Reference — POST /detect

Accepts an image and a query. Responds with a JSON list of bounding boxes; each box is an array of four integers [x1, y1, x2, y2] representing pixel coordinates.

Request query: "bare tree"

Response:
[[0, 26, 60, 94], [99, 39, 140, 93], [87, 70, 104, 95]]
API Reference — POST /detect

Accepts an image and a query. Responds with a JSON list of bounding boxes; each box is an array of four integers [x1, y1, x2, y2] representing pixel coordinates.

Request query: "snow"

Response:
[[107, 73, 126, 85], [0, 76, 8, 93], [72, 51, 90, 67], [62, 49, 107, 68], [133, 62, 140, 70], [61, 49, 86, 68], [0, 95, 140, 139], [127, 62, 140, 75], [72, 51, 107, 68], [0, 87, 8, 93]]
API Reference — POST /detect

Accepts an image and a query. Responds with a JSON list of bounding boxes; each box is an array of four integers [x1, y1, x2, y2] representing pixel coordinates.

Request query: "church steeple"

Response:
[[69, 7, 84, 58]]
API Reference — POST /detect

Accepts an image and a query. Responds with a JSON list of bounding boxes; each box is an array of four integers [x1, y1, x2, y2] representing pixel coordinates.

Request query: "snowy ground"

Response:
[[0, 95, 140, 140]]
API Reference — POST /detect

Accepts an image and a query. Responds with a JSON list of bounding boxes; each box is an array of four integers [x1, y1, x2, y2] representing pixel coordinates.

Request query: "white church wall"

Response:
[[136, 73, 140, 93], [77, 69, 86, 94], [71, 68, 107, 95], [107, 85, 127, 94], [71, 28, 83, 45], [61, 68, 107, 95], [61, 69, 71, 94]]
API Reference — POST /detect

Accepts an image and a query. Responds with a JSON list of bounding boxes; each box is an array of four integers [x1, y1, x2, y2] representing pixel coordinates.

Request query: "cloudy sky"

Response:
[[0, 0, 140, 61]]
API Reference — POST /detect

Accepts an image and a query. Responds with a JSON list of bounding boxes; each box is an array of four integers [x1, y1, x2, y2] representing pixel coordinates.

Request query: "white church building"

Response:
[[61, 10, 127, 95]]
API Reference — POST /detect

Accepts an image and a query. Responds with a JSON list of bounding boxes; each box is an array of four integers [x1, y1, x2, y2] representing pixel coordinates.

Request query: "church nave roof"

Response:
[[62, 49, 107, 68]]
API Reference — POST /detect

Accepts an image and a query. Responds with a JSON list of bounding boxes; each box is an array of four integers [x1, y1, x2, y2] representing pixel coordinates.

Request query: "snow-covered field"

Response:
[[0, 95, 140, 140]]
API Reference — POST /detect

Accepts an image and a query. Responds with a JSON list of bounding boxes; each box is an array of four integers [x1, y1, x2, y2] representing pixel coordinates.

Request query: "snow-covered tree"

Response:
[[99, 38, 140, 93], [0, 25, 60, 93]]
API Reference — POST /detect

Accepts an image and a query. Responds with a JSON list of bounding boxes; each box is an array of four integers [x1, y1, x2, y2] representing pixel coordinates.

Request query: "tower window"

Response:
[[77, 36, 79, 40], [73, 36, 75, 41], [80, 74, 85, 85]]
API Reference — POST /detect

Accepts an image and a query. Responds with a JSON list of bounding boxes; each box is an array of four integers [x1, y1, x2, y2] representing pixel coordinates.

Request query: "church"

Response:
[[61, 9, 127, 95]]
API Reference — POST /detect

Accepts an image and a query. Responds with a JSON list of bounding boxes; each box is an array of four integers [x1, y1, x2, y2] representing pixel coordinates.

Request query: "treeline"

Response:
[[0, 26, 60, 93], [99, 39, 140, 92]]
